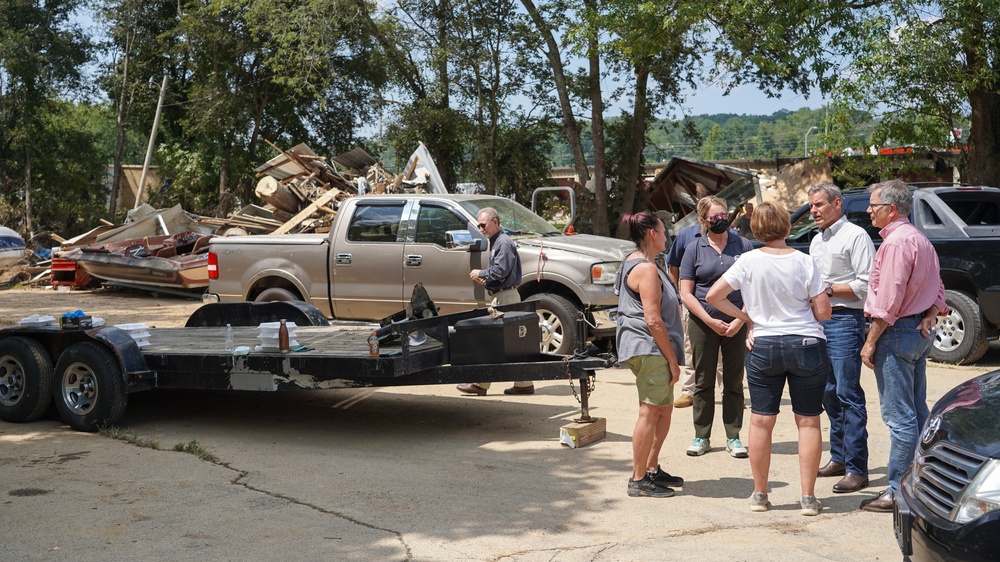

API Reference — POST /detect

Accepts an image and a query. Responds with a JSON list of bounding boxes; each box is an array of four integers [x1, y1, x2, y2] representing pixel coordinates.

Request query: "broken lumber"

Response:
[[272, 188, 343, 235]]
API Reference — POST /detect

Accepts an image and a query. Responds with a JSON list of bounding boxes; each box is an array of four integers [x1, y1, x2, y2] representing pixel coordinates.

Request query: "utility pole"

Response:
[[135, 75, 168, 210]]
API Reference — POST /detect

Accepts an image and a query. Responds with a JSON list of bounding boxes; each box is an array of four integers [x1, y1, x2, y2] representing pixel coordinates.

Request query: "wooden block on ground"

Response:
[[559, 417, 606, 449]]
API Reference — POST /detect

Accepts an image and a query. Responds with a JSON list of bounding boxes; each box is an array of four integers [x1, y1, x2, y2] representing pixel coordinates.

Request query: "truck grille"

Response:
[[913, 441, 989, 520]]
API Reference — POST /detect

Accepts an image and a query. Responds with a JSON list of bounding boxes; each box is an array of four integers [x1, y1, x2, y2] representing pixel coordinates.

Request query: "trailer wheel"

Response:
[[931, 290, 990, 365], [52, 342, 127, 432], [255, 287, 300, 303], [525, 293, 579, 355], [0, 337, 54, 423]]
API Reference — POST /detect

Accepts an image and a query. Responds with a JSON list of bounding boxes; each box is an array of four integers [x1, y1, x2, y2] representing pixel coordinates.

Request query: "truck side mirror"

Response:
[[445, 230, 484, 251]]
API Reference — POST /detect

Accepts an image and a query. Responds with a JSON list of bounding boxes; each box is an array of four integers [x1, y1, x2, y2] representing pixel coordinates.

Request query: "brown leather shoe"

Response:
[[860, 490, 894, 513], [457, 383, 487, 396], [833, 473, 869, 493], [817, 461, 846, 478], [504, 385, 535, 395], [673, 394, 693, 408]]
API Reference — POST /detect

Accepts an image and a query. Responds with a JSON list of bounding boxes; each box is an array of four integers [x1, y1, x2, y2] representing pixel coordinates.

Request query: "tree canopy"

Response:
[[0, 0, 994, 242]]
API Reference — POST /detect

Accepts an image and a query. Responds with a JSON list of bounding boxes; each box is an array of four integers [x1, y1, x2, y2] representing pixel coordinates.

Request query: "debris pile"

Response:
[[0, 140, 446, 294], [248, 140, 445, 234]]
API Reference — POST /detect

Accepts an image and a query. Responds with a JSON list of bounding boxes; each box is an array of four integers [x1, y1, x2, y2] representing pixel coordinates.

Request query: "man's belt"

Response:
[[487, 285, 518, 296]]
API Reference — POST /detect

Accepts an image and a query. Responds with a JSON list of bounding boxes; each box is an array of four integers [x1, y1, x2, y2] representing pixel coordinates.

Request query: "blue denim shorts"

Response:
[[745, 335, 829, 416]]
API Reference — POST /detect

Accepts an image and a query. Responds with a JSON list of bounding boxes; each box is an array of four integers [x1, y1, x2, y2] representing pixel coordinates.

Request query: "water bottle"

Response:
[[278, 319, 289, 352], [225, 324, 234, 352]]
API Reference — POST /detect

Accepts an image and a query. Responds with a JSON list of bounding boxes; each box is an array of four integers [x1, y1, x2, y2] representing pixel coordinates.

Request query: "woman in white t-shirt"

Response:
[[705, 202, 832, 517]]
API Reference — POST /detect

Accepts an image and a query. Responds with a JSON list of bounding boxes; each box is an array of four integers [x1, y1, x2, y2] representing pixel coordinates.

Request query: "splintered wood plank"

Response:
[[271, 188, 343, 235]]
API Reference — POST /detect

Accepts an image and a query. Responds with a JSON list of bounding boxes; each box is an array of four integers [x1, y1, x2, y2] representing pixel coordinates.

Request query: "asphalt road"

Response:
[[1, 288, 998, 561]]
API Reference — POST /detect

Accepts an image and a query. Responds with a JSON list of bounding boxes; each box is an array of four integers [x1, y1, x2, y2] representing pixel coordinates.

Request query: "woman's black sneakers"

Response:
[[647, 465, 684, 487], [627, 475, 675, 497]]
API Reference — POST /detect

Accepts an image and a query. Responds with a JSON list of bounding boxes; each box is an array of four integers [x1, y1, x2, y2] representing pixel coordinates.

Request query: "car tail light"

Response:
[[207, 252, 218, 279]]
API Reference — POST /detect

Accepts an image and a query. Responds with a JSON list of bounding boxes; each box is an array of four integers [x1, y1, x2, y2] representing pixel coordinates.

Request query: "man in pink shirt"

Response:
[[859, 180, 947, 513]]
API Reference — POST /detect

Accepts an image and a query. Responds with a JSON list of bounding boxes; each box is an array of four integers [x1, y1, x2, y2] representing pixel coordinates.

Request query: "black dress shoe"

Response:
[[504, 385, 535, 395], [860, 490, 894, 513], [818, 461, 846, 478], [833, 473, 869, 493]]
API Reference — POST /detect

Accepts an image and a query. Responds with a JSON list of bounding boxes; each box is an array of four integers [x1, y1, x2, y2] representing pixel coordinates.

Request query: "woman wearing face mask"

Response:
[[679, 196, 755, 459]]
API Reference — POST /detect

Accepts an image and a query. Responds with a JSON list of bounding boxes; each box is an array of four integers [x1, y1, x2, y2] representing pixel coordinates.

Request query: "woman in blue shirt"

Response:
[[679, 197, 754, 459]]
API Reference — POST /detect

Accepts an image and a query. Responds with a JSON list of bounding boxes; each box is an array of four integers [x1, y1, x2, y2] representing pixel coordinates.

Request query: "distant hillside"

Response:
[[548, 107, 879, 167]]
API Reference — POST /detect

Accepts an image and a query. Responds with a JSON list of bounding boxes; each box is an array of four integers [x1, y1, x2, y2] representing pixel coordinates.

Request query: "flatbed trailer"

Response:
[[0, 301, 612, 432]]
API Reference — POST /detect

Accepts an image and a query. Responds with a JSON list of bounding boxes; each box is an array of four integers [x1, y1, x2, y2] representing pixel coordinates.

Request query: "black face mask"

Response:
[[708, 219, 729, 234]]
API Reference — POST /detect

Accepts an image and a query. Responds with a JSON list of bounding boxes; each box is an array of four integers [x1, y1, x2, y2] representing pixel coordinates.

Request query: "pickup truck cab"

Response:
[[785, 186, 1000, 364], [206, 194, 635, 354]]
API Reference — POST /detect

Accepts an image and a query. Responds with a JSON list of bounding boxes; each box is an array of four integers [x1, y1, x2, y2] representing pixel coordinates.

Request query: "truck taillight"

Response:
[[207, 252, 218, 279]]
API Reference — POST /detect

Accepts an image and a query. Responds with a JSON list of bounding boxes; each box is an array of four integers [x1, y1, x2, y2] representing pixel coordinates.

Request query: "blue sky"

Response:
[[682, 83, 821, 116]]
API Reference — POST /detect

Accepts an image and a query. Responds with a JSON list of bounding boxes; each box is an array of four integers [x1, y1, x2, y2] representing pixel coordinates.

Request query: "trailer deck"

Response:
[[0, 301, 612, 432]]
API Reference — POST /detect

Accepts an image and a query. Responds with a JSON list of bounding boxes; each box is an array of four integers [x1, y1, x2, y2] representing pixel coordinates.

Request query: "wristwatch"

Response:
[[825, 283, 834, 297]]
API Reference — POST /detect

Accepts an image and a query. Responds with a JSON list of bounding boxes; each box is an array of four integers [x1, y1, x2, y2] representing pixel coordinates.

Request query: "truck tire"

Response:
[[931, 290, 989, 365], [52, 342, 127, 432], [525, 293, 579, 355], [255, 287, 299, 302], [0, 337, 54, 423]]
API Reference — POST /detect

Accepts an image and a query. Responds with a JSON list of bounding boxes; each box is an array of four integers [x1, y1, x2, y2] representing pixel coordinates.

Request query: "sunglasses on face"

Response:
[[709, 213, 729, 222], [477, 223, 488, 230]]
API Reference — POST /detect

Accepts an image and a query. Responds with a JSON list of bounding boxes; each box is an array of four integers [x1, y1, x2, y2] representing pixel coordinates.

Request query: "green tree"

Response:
[[0, 0, 89, 237], [94, 0, 177, 220], [165, 0, 384, 215], [710, 0, 1000, 185]]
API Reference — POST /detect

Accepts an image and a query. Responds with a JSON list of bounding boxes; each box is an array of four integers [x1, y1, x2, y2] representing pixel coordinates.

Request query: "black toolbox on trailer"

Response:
[[450, 311, 542, 364]]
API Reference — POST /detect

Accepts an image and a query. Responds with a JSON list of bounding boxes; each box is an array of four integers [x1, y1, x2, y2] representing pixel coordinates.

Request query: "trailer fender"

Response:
[[93, 327, 155, 392]]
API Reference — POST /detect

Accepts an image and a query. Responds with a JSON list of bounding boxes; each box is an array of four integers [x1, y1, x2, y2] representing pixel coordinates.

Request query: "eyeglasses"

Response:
[[477, 223, 488, 230], [868, 203, 892, 209], [709, 213, 729, 222]]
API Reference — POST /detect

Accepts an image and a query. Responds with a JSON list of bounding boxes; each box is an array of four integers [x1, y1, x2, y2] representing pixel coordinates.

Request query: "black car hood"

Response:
[[926, 370, 1000, 459]]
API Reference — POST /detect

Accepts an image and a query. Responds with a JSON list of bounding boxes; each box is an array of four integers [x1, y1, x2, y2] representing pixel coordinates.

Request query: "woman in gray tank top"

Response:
[[615, 212, 685, 498]]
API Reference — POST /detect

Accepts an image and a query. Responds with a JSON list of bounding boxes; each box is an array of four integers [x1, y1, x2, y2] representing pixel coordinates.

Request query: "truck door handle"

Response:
[[336, 253, 352, 265], [405, 254, 422, 267]]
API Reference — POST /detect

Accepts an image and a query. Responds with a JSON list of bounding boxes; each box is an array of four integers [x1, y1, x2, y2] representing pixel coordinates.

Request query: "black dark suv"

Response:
[[894, 369, 1000, 561]]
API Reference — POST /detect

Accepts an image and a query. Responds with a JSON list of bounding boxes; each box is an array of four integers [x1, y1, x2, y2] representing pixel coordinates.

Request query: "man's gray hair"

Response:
[[871, 180, 912, 216], [478, 207, 499, 222], [808, 182, 842, 203]]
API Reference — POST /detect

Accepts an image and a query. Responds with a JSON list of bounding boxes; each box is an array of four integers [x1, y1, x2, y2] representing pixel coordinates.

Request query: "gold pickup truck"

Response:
[[204, 194, 635, 354]]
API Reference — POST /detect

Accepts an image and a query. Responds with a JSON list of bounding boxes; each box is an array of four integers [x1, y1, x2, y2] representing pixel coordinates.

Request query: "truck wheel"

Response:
[[931, 290, 989, 365], [52, 342, 127, 432], [0, 337, 54, 423], [255, 287, 299, 302], [525, 293, 579, 355]]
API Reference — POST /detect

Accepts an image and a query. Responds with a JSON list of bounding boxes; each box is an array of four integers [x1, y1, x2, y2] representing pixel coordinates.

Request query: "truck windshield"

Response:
[[459, 198, 562, 238]]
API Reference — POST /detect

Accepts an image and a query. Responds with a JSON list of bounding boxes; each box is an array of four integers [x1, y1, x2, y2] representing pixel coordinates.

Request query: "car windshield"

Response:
[[459, 198, 562, 238], [788, 211, 818, 240]]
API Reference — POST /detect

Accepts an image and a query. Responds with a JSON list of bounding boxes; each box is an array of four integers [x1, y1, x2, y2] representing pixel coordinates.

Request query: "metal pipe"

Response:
[[804, 126, 819, 158]]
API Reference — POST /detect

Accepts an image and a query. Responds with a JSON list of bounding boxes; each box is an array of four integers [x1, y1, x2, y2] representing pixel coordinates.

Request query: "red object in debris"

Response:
[[51, 258, 92, 287]]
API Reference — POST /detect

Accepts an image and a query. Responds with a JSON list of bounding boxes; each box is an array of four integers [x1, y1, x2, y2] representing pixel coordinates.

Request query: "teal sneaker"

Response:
[[686, 438, 710, 456], [727, 438, 749, 458]]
